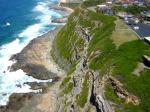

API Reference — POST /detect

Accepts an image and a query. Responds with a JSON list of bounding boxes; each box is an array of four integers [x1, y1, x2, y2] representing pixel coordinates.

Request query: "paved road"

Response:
[[129, 23, 150, 39]]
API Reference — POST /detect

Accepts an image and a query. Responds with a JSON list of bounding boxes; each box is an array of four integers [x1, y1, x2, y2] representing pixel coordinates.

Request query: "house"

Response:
[[117, 12, 129, 18]]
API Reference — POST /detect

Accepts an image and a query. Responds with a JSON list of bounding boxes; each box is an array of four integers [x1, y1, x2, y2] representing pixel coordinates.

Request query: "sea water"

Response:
[[0, 0, 62, 106]]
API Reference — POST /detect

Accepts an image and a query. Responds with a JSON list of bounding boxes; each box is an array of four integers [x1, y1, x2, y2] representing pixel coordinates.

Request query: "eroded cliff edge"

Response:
[[51, 6, 150, 112]]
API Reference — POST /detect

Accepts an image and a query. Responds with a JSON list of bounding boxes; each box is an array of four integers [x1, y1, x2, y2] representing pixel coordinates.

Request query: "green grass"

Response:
[[76, 75, 89, 108], [53, 6, 150, 111], [63, 82, 74, 94], [89, 18, 150, 111], [60, 64, 76, 88], [60, 76, 71, 88], [89, 24, 150, 111], [105, 83, 122, 104], [61, 3, 80, 9], [82, 8, 150, 112], [105, 69, 150, 112], [53, 8, 85, 67], [82, 0, 106, 7]]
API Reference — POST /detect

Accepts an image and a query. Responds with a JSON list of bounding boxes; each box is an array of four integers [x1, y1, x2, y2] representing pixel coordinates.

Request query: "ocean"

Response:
[[0, 0, 63, 106]]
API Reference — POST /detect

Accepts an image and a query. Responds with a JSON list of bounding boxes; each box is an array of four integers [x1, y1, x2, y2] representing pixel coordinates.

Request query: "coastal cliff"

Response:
[[0, 1, 150, 112], [51, 5, 150, 112]]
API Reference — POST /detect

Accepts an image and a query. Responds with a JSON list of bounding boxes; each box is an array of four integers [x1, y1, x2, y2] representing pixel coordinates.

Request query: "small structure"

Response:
[[143, 55, 150, 67], [117, 12, 128, 18], [97, 4, 113, 15], [106, 0, 113, 5], [97, 4, 107, 9], [117, 11, 134, 19], [144, 36, 150, 44]]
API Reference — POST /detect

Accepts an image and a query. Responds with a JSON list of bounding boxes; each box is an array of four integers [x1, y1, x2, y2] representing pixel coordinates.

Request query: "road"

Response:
[[129, 23, 150, 39]]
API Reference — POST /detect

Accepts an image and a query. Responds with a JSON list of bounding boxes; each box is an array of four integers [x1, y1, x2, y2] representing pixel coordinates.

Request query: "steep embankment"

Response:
[[52, 7, 150, 112]]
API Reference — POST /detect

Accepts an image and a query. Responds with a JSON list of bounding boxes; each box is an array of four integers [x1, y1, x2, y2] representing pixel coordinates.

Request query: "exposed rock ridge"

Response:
[[109, 76, 140, 105], [54, 22, 114, 112]]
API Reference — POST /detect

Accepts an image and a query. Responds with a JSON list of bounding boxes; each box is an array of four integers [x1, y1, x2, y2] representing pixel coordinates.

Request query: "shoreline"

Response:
[[0, 27, 64, 112], [10, 27, 63, 80], [0, 4, 74, 112]]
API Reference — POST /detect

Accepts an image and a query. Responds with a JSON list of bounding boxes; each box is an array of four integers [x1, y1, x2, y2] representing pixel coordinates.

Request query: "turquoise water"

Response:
[[0, 0, 63, 106]]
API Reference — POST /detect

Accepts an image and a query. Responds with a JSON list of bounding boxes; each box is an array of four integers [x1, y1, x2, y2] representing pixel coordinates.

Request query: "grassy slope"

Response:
[[52, 6, 150, 112], [54, 8, 85, 65], [76, 74, 89, 108]]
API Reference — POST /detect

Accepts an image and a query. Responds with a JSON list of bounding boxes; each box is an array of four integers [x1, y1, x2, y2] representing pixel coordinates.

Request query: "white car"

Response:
[[133, 26, 139, 30]]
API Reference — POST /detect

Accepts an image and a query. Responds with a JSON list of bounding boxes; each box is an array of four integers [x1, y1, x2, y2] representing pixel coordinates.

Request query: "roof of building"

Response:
[[97, 4, 107, 7], [144, 37, 150, 42]]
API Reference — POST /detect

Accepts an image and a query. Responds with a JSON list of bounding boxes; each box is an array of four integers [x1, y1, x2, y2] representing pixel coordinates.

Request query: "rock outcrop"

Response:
[[109, 76, 140, 105], [10, 28, 62, 80]]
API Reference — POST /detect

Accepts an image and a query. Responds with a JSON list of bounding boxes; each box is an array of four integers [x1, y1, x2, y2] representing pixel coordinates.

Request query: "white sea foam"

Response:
[[0, 0, 63, 106], [6, 22, 11, 26]]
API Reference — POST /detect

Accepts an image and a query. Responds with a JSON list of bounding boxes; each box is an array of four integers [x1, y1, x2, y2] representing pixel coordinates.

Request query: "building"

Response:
[[114, 0, 144, 5], [117, 12, 133, 18], [143, 55, 150, 67], [97, 4, 113, 15], [144, 37, 150, 44]]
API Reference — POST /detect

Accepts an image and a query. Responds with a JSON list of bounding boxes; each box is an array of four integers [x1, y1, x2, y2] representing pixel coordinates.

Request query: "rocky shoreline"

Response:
[[0, 27, 64, 112], [0, 4, 74, 111], [10, 27, 62, 80]]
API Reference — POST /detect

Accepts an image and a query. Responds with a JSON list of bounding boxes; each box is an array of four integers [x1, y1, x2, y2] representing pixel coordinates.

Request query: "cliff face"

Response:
[[52, 7, 112, 112], [52, 6, 150, 112]]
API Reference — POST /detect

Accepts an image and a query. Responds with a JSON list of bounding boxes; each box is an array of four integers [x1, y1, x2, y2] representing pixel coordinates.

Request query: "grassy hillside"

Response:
[[52, 6, 150, 112]]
